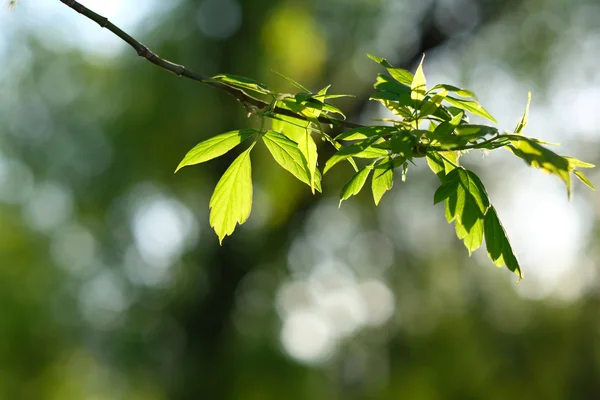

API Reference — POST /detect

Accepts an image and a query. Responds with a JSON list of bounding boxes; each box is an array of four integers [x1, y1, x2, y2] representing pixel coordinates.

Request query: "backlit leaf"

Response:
[[372, 159, 394, 205], [445, 96, 497, 123], [484, 206, 523, 280], [211, 74, 271, 95], [411, 55, 427, 101], [262, 130, 320, 191], [514, 92, 531, 134], [298, 127, 319, 193], [430, 84, 477, 99], [209, 148, 254, 244], [573, 170, 595, 190], [175, 129, 257, 172], [340, 165, 373, 206], [273, 71, 311, 92]]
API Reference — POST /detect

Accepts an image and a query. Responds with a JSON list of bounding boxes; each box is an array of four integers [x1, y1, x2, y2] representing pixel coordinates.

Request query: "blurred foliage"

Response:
[[1, 0, 599, 399]]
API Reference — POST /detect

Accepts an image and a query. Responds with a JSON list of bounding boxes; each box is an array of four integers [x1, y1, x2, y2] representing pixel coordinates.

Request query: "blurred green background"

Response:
[[1, 0, 599, 399]]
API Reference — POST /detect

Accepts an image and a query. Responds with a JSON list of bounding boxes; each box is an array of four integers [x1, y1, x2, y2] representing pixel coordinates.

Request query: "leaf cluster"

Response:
[[175, 55, 595, 279]]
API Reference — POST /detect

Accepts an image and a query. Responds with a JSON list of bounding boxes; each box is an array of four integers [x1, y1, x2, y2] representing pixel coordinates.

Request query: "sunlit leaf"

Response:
[[211, 74, 271, 95], [324, 137, 387, 174], [372, 159, 394, 205], [373, 74, 412, 105], [484, 206, 523, 280], [335, 126, 395, 141], [411, 55, 427, 101], [340, 164, 373, 206], [418, 90, 448, 118], [434, 167, 490, 254], [262, 130, 320, 191], [445, 96, 497, 123], [209, 148, 254, 244], [426, 151, 458, 179], [430, 84, 477, 99], [565, 157, 595, 169], [175, 129, 257, 172], [514, 91, 531, 134], [573, 170, 595, 190], [367, 53, 393, 68], [298, 127, 319, 193], [455, 217, 484, 255], [508, 136, 571, 195], [273, 71, 311, 93]]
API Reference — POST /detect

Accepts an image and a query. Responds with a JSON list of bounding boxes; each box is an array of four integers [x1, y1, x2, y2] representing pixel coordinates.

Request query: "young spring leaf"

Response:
[[211, 74, 271, 95], [271, 114, 307, 142], [514, 92, 531, 134], [262, 130, 320, 191], [418, 90, 448, 118], [273, 71, 311, 93], [411, 55, 427, 101], [426, 151, 458, 179], [298, 127, 318, 193], [324, 137, 388, 174], [335, 126, 395, 141], [373, 74, 412, 105], [209, 148, 254, 244], [429, 84, 477, 99], [340, 164, 373, 206], [175, 129, 258, 172], [573, 170, 595, 190], [433, 168, 490, 254], [507, 136, 571, 195], [445, 97, 497, 123], [484, 206, 523, 280], [372, 159, 394, 205]]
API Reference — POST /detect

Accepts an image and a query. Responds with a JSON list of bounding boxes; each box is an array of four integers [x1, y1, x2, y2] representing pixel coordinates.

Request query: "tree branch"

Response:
[[58, 0, 363, 129]]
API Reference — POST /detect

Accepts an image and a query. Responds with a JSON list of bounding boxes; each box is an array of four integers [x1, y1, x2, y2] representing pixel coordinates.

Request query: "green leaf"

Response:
[[298, 127, 318, 193], [430, 111, 463, 138], [389, 68, 415, 87], [273, 71, 311, 93], [434, 168, 490, 254], [262, 130, 320, 191], [324, 137, 387, 174], [484, 206, 523, 280], [373, 74, 412, 104], [431, 124, 498, 148], [175, 129, 257, 172], [211, 74, 271, 95], [426, 151, 458, 179], [445, 96, 497, 123], [411, 55, 427, 101], [455, 217, 484, 256], [271, 114, 308, 142], [565, 157, 595, 169], [418, 90, 448, 118], [340, 165, 373, 206], [508, 136, 571, 195], [372, 159, 394, 205], [335, 126, 395, 141], [367, 53, 394, 68], [573, 170, 595, 190], [209, 148, 254, 244], [514, 92, 531, 134], [389, 132, 414, 159], [430, 84, 477, 99]]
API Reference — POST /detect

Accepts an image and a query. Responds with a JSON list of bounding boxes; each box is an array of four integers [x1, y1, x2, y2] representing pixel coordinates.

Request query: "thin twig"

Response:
[[58, 0, 362, 129]]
